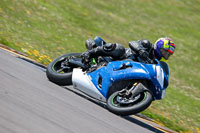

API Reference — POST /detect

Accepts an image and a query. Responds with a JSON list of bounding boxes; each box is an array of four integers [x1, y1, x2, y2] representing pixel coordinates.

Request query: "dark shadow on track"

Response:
[[63, 86, 164, 133], [123, 116, 164, 133]]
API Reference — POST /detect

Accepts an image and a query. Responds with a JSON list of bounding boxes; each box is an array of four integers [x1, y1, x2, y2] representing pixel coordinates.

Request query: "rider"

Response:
[[81, 36, 175, 64]]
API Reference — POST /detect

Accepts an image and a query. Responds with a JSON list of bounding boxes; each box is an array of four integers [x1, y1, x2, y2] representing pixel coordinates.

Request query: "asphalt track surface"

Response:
[[0, 48, 166, 133]]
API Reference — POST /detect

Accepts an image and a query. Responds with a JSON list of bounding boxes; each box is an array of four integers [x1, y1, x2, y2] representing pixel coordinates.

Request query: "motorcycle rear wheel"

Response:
[[107, 90, 152, 116], [46, 53, 81, 86]]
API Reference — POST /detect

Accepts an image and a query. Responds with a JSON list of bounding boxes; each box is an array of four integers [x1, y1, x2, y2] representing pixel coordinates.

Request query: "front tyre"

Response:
[[107, 91, 152, 116], [46, 53, 81, 86]]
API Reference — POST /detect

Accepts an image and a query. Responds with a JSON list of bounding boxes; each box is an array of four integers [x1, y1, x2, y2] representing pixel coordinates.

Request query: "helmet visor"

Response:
[[168, 45, 175, 54], [160, 48, 172, 60]]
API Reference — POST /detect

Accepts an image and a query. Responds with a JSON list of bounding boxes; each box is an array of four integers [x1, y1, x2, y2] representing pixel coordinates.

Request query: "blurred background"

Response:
[[0, 0, 199, 132]]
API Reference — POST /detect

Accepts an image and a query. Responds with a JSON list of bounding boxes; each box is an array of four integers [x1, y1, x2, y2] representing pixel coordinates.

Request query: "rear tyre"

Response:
[[107, 90, 152, 116], [46, 53, 81, 86]]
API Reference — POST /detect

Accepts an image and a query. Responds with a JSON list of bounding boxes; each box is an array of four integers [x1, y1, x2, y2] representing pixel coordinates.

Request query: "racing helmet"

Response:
[[154, 37, 175, 61]]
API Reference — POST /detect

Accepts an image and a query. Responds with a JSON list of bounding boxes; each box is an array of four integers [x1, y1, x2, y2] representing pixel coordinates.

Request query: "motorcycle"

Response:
[[46, 53, 169, 116], [46, 38, 169, 116]]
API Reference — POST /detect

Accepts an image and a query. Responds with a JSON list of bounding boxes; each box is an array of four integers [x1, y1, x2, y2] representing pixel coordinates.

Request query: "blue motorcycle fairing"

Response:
[[88, 61, 154, 98], [87, 59, 169, 100], [87, 66, 112, 98], [147, 60, 169, 99], [106, 61, 152, 82]]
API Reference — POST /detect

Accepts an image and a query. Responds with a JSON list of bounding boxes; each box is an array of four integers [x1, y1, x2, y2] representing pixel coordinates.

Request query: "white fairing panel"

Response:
[[72, 68, 106, 102], [156, 66, 164, 88]]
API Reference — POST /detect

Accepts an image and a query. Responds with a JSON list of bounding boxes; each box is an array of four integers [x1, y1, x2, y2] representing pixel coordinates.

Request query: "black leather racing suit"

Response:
[[82, 38, 154, 64]]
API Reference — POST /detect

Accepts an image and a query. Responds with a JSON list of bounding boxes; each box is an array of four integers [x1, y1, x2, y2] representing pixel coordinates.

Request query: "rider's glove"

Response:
[[138, 50, 148, 58], [146, 58, 154, 64], [138, 50, 154, 64], [81, 51, 91, 64]]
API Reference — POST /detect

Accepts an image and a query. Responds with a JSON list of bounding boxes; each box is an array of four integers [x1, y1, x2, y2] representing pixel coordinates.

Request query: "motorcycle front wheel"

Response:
[[46, 53, 81, 86], [107, 90, 153, 116]]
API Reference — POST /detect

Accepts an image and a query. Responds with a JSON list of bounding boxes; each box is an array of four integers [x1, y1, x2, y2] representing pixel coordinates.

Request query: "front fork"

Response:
[[119, 82, 149, 98]]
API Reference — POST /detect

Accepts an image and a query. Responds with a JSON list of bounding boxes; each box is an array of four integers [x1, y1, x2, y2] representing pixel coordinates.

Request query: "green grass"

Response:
[[0, 0, 200, 132]]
